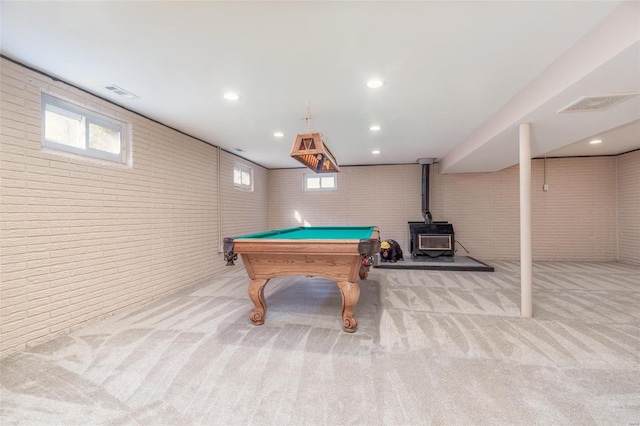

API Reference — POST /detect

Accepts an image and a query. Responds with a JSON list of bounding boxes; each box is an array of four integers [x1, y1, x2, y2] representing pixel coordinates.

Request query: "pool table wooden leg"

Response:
[[336, 280, 360, 333], [248, 278, 269, 326]]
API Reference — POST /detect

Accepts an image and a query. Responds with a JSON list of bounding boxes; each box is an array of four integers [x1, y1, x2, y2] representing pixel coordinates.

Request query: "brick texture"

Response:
[[431, 157, 619, 260], [220, 151, 269, 243], [268, 165, 423, 252], [617, 150, 640, 265], [270, 155, 637, 263], [0, 59, 267, 357]]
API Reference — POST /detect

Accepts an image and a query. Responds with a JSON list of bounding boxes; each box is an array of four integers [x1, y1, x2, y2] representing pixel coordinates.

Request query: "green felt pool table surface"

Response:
[[235, 226, 377, 240]]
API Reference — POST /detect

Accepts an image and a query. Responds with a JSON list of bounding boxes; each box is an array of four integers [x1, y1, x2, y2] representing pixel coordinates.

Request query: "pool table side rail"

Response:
[[223, 228, 380, 256]]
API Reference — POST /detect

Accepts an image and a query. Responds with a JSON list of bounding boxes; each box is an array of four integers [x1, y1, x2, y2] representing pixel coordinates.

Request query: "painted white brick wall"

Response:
[[0, 58, 268, 358], [270, 157, 632, 262], [533, 157, 617, 260], [617, 150, 640, 265], [220, 151, 269, 242], [431, 157, 618, 260], [268, 165, 423, 252]]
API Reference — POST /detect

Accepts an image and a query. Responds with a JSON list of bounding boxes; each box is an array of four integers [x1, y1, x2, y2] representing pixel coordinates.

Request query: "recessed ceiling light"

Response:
[[589, 139, 602, 144], [224, 92, 240, 101], [369, 125, 381, 131], [372, 150, 380, 155], [366, 79, 384, 89], [274, 132, 284, 137]]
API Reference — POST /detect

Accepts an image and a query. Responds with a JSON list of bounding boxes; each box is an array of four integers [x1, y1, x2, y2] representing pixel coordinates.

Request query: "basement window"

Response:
[[41, 93, 126, 163], [304, 173, 337, 191], [234, 163, 253, 191]]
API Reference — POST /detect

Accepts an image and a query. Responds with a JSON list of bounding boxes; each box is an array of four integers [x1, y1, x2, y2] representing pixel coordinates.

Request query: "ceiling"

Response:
[[1, 1, 638, 173]]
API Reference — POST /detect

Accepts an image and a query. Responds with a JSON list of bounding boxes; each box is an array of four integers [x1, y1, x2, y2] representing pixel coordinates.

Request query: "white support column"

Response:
[[519, 123, 533, 317]]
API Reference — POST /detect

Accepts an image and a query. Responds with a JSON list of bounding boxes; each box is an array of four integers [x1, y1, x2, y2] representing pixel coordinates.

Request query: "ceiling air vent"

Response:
[[559, 93, 638, 113], [104, 84, 139, 100]]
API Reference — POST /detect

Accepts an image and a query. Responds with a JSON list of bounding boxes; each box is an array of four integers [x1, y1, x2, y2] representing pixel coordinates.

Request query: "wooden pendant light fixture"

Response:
[[290, 132, 340, 173], [289, 105, 340, 173]]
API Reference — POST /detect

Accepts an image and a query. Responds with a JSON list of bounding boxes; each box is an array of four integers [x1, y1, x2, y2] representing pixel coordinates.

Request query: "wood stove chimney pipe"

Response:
[[418, 158, 436, 224]]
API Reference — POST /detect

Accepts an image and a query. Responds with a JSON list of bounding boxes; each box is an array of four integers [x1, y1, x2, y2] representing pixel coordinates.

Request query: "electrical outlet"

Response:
[[543, 184, 549, 191]]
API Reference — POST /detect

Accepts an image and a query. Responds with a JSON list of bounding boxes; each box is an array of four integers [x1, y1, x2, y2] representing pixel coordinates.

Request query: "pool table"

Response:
[[223, 226, 380, 332]]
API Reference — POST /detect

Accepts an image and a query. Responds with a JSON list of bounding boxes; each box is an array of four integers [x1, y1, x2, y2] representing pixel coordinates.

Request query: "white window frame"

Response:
[[234, 163, 253, 191], [41, 93, 126, 164], [304, 172, 337, 191]]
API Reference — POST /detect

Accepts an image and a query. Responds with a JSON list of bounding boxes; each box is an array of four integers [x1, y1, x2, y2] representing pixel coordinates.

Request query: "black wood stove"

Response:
[[410, 160, 455, 258], [409, 221, 455, 258]]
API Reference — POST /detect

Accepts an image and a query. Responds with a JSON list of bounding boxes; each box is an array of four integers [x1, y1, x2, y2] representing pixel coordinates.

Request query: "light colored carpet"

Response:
[[1, 261, 639, 425]]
